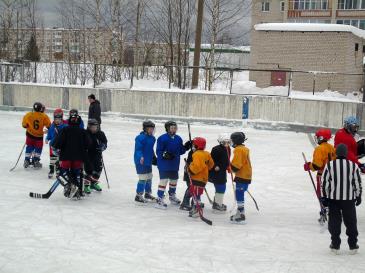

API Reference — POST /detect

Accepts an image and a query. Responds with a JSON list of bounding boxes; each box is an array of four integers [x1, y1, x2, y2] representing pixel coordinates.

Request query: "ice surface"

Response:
[[0, 111, 364, 273]]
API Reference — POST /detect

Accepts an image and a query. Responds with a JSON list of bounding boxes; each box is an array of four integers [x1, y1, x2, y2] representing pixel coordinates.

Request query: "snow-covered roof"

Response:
[[254, 23, 365, 39]]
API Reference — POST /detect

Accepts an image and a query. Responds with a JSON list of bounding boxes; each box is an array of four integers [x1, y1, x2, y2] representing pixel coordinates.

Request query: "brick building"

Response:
[[252, 0, 365, 28], [249, 23, 365, 92]]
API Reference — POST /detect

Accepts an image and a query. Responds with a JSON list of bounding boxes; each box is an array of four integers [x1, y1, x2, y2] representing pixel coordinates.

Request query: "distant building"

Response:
[[188, 44, 251, 68], [249, 23, 365, 92], [0, 28, 114, 63]]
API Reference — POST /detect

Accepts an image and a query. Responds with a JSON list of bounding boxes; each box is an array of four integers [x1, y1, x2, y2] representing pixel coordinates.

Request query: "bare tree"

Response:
[[204, 0, 250, 90]]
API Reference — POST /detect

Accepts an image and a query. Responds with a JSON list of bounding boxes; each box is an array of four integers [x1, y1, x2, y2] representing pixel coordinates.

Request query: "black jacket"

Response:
[[86, 129, 108, 159], [53, 125, 90, 161], [208, 144, 231, 184], [88, 100, 101, 125]]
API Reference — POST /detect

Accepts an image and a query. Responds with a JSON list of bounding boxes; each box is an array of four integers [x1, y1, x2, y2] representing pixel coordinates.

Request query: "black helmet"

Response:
[[230, 132, 246, 146], [143, 120, 155, 131], [33, 102, 43, 112], [88, 118, 99, 126], [69, 109, 78, 116], [69, 113, 81, 126], [165, 121, 177, 132]]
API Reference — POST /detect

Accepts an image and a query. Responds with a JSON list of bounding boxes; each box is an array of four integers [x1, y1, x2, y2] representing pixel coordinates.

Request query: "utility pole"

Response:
[[191, 0, 204, 89]]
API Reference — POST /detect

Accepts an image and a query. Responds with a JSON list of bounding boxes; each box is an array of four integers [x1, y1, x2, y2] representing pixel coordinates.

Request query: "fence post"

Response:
[[130, 67, 134, 89], [229, 69, 234, 94], [93, 63, 97, 88], [287, 71, 292, 97]]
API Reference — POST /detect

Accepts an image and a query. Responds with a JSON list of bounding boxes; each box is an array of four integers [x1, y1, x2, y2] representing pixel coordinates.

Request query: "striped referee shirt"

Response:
[[321, 158, 362, 200]]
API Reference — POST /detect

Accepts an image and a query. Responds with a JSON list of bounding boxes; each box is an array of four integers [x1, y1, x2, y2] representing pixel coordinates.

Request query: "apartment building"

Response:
[[252, 0, 365, 29]]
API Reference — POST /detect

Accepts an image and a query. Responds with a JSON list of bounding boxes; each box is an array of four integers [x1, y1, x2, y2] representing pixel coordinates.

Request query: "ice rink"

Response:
[[0, 110, 364, 273]]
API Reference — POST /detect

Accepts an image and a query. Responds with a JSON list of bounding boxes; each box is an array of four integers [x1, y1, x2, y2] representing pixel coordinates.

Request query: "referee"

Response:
[[321, 143, 362, 254]]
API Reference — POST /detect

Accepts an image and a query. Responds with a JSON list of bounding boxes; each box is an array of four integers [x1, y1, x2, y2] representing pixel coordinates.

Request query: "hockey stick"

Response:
[[247, 191, 259, 211], [101, 155, 110, 189], [187, 122, 213, 205], [302, 152, 325, 210], [29, 179, 61, 199], [9, 143, 26, 172], [185, 159, 212, 226]]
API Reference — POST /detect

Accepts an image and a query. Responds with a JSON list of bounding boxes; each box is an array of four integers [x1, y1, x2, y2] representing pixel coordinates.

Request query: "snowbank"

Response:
[[254, 23, 365, 39]]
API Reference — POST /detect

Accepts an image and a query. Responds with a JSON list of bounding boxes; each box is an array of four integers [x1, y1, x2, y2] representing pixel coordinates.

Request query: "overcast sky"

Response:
[[37, 0, 251, 44]]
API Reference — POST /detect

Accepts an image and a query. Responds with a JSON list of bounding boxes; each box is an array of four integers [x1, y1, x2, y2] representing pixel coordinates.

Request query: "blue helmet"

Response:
[[344, 116, 360, 135], [344, 116, 359, 126]]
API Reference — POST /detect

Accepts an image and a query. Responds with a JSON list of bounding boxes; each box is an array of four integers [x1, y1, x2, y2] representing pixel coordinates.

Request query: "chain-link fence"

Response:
[[1, 61, 364, 98]]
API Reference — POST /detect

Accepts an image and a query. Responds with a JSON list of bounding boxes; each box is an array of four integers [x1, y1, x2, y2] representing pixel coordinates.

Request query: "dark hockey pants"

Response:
[[328, 200, 358, 249]]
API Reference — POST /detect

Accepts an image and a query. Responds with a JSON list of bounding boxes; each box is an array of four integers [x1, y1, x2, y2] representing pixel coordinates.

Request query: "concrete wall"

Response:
[[1, 82, 365, 131]]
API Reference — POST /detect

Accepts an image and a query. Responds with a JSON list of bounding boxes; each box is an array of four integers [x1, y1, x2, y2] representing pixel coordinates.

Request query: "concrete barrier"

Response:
[[1, 82, 364, 132]]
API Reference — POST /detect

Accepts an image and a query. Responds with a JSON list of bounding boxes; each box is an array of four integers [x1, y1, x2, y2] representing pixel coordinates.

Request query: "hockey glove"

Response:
[[303, 162, 311, 172], [356, 197, 362, 206], [162, 151, 175, 160], [359, 163, 365, 174], [320, 197, 329, 207], [184, 141, 192, 150], [96, 143, 107, 152], [152, 155, 157, 166]]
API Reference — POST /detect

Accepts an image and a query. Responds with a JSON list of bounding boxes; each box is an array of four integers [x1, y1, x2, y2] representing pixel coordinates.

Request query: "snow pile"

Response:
[[255, 23, 365, 39]]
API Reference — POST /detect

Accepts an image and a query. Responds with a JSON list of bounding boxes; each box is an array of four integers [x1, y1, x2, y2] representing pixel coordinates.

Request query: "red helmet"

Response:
[[54, 108, 63, 118], [315, 129, 332, 141], [193, 137, 206, 150]]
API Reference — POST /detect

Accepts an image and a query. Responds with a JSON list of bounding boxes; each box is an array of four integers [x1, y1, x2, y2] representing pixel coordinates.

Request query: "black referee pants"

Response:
[[328, 200, 358, 249]]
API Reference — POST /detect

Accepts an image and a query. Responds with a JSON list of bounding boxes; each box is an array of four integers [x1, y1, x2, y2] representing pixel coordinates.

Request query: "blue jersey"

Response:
[[156, 133, 186, 172], [134, 132, 156, 173], [46, 121, 68, 145]]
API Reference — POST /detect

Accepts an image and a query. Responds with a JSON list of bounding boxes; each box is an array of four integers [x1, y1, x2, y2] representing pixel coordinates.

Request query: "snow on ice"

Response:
[[0, 110, 364, 273]]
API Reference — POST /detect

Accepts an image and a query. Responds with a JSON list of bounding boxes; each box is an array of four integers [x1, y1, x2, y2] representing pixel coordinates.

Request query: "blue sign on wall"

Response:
[[242, 97, 249, 119]]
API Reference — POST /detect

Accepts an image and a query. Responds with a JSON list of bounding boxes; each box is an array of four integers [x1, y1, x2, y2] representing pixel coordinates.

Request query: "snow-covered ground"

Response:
[[1, 110, 364, 273]]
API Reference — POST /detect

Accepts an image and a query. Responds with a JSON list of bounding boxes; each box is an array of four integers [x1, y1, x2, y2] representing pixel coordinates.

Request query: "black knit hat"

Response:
[[336, 144, 348, 158]]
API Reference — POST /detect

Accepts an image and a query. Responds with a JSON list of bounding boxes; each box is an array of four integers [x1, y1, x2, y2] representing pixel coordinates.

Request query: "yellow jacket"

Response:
[[310, 142, 336, 175], [22, 112, 51, 138], [231, 145, 252, 183], [189, 150, 215, 185]]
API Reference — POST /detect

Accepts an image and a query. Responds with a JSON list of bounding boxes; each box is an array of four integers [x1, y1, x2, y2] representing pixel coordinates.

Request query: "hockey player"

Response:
[[22, 102, 51, 168], [187, 137, 214, 217], [155, 121, 191, 208], [321, 144, 362, 254], [67, 109, 85, 129], [209, 133, 231, 212], [134, 120, 157, 203], [45, 108, 68, 178], [53, 113, 90, 199], [334, 116, 364, 171], [84, 119, 108, 194], [230, 132, 252, 223], [304, 129, 336, 223]]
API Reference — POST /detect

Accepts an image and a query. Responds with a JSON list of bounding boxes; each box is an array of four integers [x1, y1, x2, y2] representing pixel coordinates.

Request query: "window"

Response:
[[292, 0, 329, 10], [280, 1, 285, 11], [337, 20, 344, 24], [338, 0, 365, 9], [262, 1, 270, 11], [360, 20, 365, 29]]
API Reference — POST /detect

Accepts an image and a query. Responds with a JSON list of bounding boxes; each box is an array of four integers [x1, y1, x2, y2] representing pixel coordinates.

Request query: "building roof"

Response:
[[254, 23, 365, 39]]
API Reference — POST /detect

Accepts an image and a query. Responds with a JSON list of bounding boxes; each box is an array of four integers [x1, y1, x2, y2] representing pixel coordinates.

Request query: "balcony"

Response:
[[288, 0, 332, 17]]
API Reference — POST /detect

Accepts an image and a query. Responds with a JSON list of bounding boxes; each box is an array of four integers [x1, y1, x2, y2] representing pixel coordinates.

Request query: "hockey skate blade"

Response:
[[330, 249, 340, 255], [230, 219, 247, 225], [134, 201, 148, 207], [349, 249, 358, 255], [154, 204, 168, 210]]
